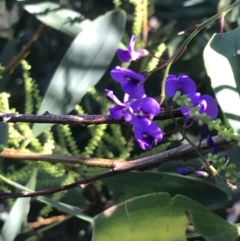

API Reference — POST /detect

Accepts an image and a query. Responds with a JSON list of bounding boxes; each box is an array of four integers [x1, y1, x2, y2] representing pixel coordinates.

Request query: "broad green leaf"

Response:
[[94, 193, 189, 241], [0, 169, 37, 241], [94, 193, 239, 241], [0, 122, 8, 152], [0, 173, 93, 223], [203, 27, 240, 131], [175, 194, 240, 241], [17, 1, 90, 37], [32, 10, 126, 137], [102, 172, 231, 209]]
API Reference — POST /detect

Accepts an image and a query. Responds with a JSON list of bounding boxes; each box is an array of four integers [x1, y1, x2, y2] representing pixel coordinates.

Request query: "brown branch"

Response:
[[0, 148, 120, 168], [0, 108, 183, 125], [28, 215, 67, 228], [0, 24, 48, 76], [0, 135, 228, 199]]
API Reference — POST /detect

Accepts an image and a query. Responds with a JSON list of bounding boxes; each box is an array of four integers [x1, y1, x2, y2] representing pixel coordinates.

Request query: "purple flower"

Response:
[[120, 97, 160, 125], [133, 117, 163, 150], [206, 134, 214, 147], [110, 67, 146, 99], [198, 95, 218, 120], [105, 89, 131, 120], [165, 74, 197, 97], [131, 97, 160, 117], [117, 35, 149, 62], [180, 93, 219, 120]]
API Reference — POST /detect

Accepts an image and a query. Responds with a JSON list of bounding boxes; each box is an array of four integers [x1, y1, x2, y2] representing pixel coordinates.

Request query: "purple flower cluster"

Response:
[[165, 75, 219, 120], [106, 36, 162, 150], [106, 35, 219, 151]]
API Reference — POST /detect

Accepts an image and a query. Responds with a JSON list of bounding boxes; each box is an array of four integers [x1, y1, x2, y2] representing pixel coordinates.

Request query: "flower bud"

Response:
[[194, 171, 209, 178], [177, 167, 195, 175]]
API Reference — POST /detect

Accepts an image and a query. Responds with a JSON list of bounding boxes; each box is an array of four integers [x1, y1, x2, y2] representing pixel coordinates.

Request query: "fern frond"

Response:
[[74, 104, 85, 115], [60, 125, 81, 156], [21, 60, 34, 114], [129, 0, 144, 45], [145, 43, 167, 72], [81, 124, 107, 158]]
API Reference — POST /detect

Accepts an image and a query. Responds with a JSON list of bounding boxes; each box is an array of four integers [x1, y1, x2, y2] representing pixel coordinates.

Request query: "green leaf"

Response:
[[38, 196, 93, 223], [203, 27, 240, 131], [32, 10, 126, 137], [102, 172, 231, 209], [175, 194, 240, 241], [94, 193, 189, 241], [17, 1, 90, 37], [94, 193, 239, 241], [0, 169, 37, 241], [0, 122, 8, 152]]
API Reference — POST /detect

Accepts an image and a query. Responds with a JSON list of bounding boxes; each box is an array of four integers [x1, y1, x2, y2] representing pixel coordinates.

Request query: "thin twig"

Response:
[[0, 135, 227, 199], [0, 109, 183, 125], [0, 24, 48, 75]]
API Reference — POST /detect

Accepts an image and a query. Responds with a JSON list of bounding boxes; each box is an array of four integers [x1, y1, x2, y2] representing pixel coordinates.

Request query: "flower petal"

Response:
[[177, 167, 195, 175], [131, 100, 141, 112], [128, 115, 151, 126], [110, 67, 128, 85], [188, 92, 201, 106], [134, 120, 163, 150], [128, 35, 137, 54], [109, 106, 125, 120], [140, 97, 160, 116], [206, 134, 214, 147], [178, 75, 197, 95], [136, 137, 153, 150], [117, 49, 131, 62], [180, 106, 190, 117], [165, 75, 178, 97], [105, 89, 125, 106], [123, 93, 130, 102], [145, 122, 163, 141], [124, 111, 133, 122], [110, 67, 145, 86], [122, 82, 145, 99], [200, 95, 219, 120], [180, 92, 201, 117], [134, 125, 153, 150]]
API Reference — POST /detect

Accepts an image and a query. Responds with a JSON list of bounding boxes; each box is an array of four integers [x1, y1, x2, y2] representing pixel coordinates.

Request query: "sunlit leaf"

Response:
[[175, 194, 240, 241], [94, 193, 239, 241], [93, 193, 189, 241], [203, 27, 240, 131], [17, 0, 90, 37], [32, 10, 126, 136]]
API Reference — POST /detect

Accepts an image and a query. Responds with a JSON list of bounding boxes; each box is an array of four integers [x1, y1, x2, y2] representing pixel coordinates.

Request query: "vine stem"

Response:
[[158, 0, 240, 99], [0, 135, 228, 199]]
